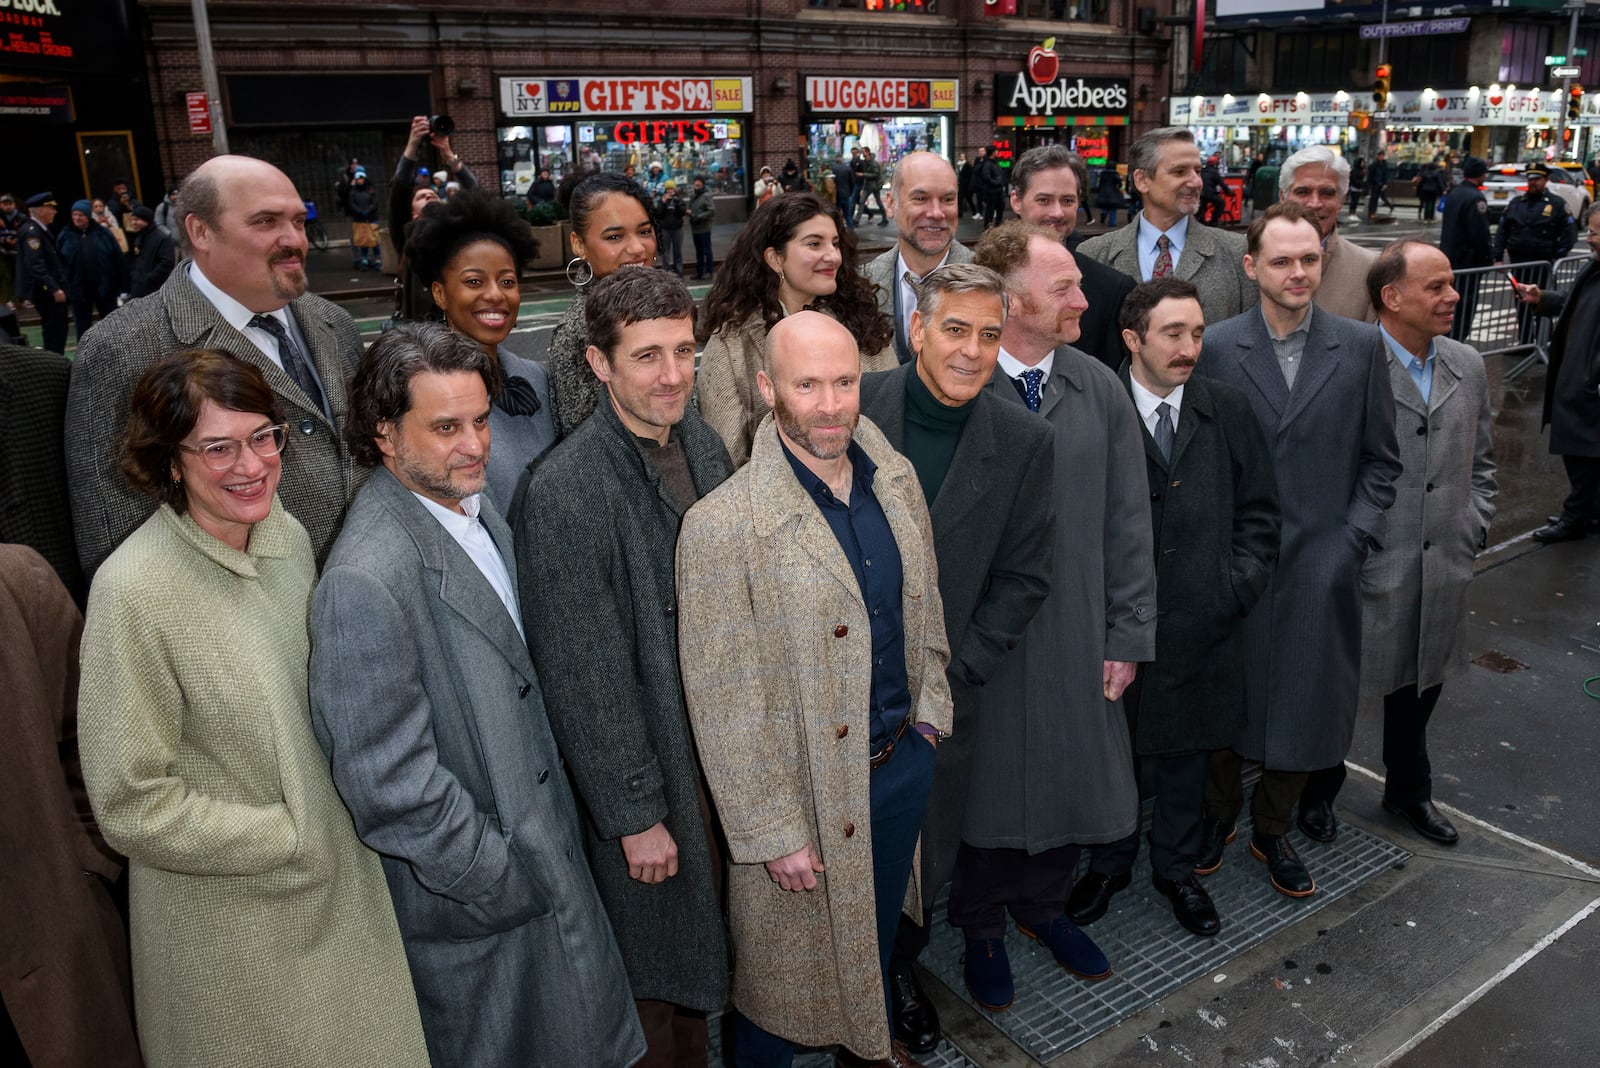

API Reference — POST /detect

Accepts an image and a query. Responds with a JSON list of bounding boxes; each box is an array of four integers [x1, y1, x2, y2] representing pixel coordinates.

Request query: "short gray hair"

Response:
[[1010, 144, 1085, 200], [1279, 145, 1352, 199], [1128, 127, 1196, 182], [914, 262, 1010, 322], [172, 169, 221, 255]]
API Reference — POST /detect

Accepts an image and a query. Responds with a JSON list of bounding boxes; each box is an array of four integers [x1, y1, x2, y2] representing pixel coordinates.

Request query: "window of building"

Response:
[[805, 1, 940, 12], [1499, 23, 1552, 85], [1014, 0, 1111, 22], [1272, 31, 1362, 93], [497, 121, 749, 198]]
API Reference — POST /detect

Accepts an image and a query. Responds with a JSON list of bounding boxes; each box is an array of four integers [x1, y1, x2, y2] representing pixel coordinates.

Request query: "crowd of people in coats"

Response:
[[6, 119, 1598, 1068]]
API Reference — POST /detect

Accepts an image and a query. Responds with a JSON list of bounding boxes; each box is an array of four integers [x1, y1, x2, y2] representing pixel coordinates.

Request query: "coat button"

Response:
[[1416, 425, 1428, 436], [836, 724, 849, 738], [1150, 491, 1161, 501], [299, 419, 316, 435], [834, 624, 849, 638], [1423, 540, 1431, 550], [537, 769, 549, 784], [1426, 483, 1435, 492], [664, 603, 676, 615], [518, 683, 531, 698], [843, 822, 856, 838]]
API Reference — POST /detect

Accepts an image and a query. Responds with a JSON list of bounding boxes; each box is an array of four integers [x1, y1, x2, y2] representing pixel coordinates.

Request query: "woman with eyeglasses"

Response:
[[406, 190, 555, 514], [548, 170, 659, 439], [695, 191, 894, 466], [77, 350, 429, 1068]]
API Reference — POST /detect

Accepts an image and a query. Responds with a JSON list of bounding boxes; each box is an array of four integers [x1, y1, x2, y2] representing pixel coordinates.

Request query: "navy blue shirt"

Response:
[[781, 437, 910, 748]]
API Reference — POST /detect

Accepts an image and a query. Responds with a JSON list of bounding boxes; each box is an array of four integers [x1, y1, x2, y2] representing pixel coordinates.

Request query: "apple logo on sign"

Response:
[[1027, 37, 1059, 86]]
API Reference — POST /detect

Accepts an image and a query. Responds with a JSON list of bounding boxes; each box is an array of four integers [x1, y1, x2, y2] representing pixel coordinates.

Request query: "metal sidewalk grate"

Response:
[[917, 815, 1411, 1062]]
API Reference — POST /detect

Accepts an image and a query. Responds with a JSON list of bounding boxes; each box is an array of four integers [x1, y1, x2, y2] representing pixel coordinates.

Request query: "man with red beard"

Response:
[[66, 155, 366, 577]]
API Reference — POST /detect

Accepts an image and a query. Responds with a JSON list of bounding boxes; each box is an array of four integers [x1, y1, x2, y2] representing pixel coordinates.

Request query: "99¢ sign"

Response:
[[499, 76, 751, 118]]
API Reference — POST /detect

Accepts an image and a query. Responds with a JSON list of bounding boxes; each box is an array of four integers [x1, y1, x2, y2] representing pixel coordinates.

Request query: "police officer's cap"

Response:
[[24, 192, 57, 208], [1523, 162, 1552, 179]]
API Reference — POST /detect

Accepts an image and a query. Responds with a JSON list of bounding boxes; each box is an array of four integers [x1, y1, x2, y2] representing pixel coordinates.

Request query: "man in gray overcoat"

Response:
[[955, 222, 1155, 1007], [1073, 278, 1281, 939], [517, 268, 731, 1065], [309, 324, 644, 1068], [1303, 241, 1496, 847], [863, 151, 974, 365], [1194, 202, 1400, 898], [860, 264, 1055, 1053]]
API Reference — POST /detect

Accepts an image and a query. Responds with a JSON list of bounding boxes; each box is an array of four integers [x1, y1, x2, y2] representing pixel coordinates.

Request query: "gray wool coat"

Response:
[[863, 241, 975, 365], [1359, 334, 1497, 697], [974, 348, 1156, 849], [65, 266, 364, 578], [1196, 306, 1401, 771], [515, 389, 732, 1012], [1076, 212, 1258, 328], [309, 465, 644, 1068], [1118, 367, 1282, 754], [860, 362, 1056, 890]]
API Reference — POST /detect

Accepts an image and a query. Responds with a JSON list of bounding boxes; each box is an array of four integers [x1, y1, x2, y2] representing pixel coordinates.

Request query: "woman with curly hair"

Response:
[[405, 189, 555, 513], [548, 171, 658, 439], [694, 191, 894, 466]]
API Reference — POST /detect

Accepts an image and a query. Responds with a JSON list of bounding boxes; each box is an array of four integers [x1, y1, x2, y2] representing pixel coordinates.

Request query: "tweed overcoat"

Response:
[[675, 413, 953, 1061], [0, 345, 85, 603], [1076, 211, 1258, 327], [547, 289, 599, 440], [1359, 335, 1497, 696], [1316, 231, 1377, 323], [1117, 368, 1282, 754], [65, 266, 364, 578], [0, 544, 141, 1068], [1534, 259, 1600, 457], [974, 348, 1156, 849], [310, 465, 644, 1068], [1196, 306, 1401, 770], [695, 309, 898, 467], [860, 362, 1055, 890], [863, 241, 975, 365], [515, 390, 732, 1011], [78, 502, 429, 1068]]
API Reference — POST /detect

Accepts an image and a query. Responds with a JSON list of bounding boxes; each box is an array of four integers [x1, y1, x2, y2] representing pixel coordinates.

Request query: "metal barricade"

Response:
[[1448, 260, 1549, 366]]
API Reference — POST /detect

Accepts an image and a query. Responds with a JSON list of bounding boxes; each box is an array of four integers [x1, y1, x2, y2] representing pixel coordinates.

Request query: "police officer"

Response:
[[17, 193, 69, 354], [1496, 161, 1576, 343], [1440, 157, 1491, 339]]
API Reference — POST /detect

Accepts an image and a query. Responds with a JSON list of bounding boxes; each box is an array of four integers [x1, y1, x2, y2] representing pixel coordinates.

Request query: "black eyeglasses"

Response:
[[176, 424, 289, 471]]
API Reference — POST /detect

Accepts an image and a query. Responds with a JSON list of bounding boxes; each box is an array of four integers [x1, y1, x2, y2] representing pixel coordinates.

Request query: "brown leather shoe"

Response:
[[836, 1038, 926, 1068]]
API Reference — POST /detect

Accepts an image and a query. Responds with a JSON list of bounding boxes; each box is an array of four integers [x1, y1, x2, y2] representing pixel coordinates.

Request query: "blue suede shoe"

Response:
[[962, 937, 1015, 1011], [1016, 916, 1113, 980]]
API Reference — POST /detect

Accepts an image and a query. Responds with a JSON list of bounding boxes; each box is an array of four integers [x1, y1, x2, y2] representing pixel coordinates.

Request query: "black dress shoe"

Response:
[[1249, 832, 1316, 897], [1297, 800, 1338, 843], [1533, 518, 1588, 543], [1544, 515, 1600, 533], [1153, 874, 1222, 937], [1383, 798, 1459, 845], [1066, 869, 1131, 925], [1194, 820, 1237, 876], [886, 961, 940, 1054]]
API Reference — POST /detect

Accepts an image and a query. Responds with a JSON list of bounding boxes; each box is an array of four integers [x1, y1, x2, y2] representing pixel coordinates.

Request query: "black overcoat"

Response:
[[1118, 367, 1281, 754], [1535, 259, 1600, 458], [514, 388, 732, 1011]]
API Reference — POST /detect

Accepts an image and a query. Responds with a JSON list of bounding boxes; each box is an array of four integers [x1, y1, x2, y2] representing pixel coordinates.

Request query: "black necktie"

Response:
[[1154, 401, 1175, 461], [249, 313, 327, 416]]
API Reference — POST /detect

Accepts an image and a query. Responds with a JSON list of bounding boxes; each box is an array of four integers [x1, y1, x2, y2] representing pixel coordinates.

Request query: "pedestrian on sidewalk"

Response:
[[690, 175, 716, 279], [124, 204, 176, 299], [975, 146, 1006, 228], [347, 169, 381, 271], [655, 181, 687, 275], [1094, 167, 1126, 226], [1367, 151, 1394, 219], [1413, 161, 1445, 223]]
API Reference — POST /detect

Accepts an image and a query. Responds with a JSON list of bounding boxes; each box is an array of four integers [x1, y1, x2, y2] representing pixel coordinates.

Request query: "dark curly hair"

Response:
[[404, 190, 539, 301], [697, 192, 892, 354], [556, 169, 657, 247], [122, 350, 285, 513], [345, 322, 499, 468]]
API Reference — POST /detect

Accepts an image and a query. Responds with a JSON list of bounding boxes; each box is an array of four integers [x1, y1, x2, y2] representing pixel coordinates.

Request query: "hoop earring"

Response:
[[566, 257, 594, 287]]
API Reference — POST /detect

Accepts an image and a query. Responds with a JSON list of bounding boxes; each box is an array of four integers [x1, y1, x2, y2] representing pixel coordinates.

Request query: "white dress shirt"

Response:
[[188, 263, 325, 396], [997, 346, 1055, 389], [1128, 376, 1185, 439], [412, 491, 524, 639], [897, 248, 954, 345]]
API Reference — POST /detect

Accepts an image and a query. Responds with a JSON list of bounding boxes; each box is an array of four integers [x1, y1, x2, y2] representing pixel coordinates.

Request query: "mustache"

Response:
[[270, 249, 303, 266], [1168, 358, 1197, 367]]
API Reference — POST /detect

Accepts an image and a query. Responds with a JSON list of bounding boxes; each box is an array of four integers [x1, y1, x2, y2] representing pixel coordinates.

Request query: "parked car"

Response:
[[1483, 163, 1590, 223]]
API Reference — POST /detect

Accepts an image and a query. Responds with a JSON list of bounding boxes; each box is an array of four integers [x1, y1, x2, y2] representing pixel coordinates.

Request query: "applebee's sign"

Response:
[[997, 73, 1130, 119]]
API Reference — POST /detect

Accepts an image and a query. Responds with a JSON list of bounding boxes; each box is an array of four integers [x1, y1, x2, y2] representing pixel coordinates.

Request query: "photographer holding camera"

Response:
[[388, 114, 479, 319]]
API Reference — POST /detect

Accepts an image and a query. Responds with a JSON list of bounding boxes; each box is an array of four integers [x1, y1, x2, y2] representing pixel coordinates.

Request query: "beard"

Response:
[[269, 249, 308, 302], [391, 438, 485, 503], [772, 391, 858, 461]]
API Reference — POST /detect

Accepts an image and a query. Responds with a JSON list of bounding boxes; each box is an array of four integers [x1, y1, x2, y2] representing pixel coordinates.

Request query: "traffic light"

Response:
[[1373, 63, 1392, 109], [1569, 85, 1584, 122]]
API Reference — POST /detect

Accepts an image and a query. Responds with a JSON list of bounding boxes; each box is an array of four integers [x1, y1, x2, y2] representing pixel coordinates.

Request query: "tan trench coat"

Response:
[[676, 413, 953, 1060]]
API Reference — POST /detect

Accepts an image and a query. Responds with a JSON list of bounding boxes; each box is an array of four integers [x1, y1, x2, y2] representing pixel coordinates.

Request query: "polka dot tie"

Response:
[[1015, 367, 1045, 413]]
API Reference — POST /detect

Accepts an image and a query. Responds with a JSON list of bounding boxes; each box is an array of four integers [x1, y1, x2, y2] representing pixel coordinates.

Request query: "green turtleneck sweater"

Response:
[[903, 362, 977, 506]]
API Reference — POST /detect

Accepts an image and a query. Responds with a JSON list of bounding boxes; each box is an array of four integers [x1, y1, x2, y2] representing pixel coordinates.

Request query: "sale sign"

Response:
[[804, 76, 960, 114]]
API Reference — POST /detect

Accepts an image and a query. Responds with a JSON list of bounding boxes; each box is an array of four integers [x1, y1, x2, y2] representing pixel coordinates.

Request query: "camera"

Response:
[[429, 114, 455, 137]]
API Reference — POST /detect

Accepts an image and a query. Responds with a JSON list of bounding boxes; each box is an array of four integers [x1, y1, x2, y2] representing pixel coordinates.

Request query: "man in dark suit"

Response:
[[1194, 202, 1400, 897], [1071, 278, 1280, 937], [1513, 209, 1600, 542], [65, 156, 365, 579], [516, 269, 731, 1066], [310, 323, 643, 1068], [1008, 144, 1137, 370], [860, 263, 1055, 1053], [0, 345, 85, 604]]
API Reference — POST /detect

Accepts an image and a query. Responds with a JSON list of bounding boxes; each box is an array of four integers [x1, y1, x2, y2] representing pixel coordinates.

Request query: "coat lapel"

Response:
[[1278, 310, 1340, 430], [1427, 346, 1463, 415], [747, 415, 865, 606], [931, 393, 998, 533], [1168, 381, 1209, 469], [1173, 220, 1213, 282], [1232, 312, 1290, 422], [1385, 350, 1429, 419]]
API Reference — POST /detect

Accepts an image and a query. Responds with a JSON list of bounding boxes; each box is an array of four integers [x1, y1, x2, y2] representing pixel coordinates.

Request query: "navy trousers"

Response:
[[733, 730, 936, 1067]]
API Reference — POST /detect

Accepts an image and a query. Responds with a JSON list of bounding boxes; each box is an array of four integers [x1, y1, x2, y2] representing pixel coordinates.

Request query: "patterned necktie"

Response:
[[1151, 234, 1173, 280], [249, 313, 328, 416], [1154, 401, 1175, 461], [1013, 367, 1045, 413]]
